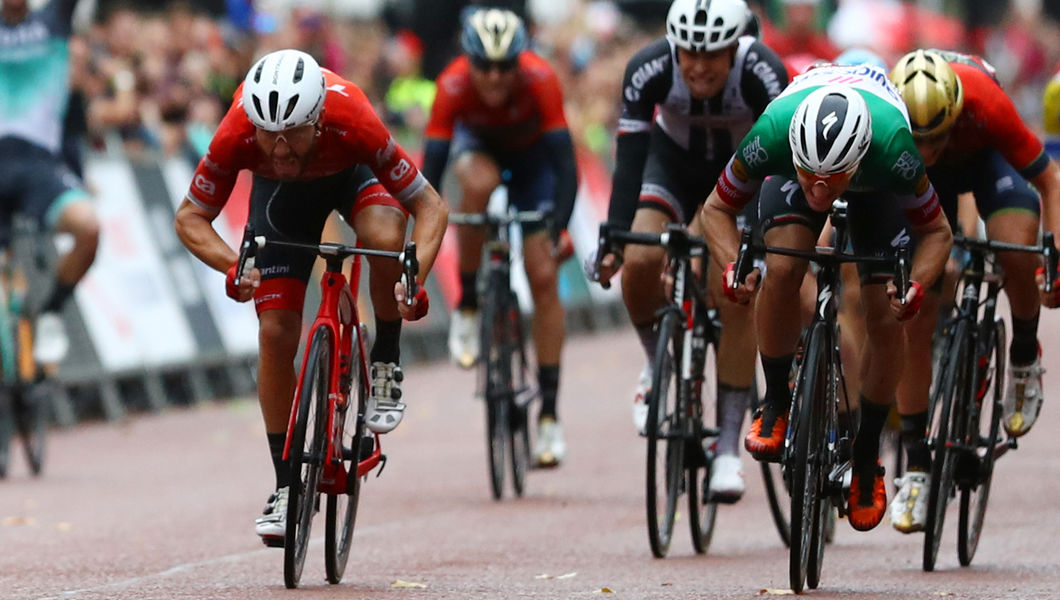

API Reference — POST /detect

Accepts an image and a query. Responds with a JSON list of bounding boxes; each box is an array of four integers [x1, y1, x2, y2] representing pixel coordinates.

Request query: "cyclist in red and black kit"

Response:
[[886, 49, 1060, 533], [174, 49, 447, 545], [421, 8, 577, 468], [586, 0, 787, 502]]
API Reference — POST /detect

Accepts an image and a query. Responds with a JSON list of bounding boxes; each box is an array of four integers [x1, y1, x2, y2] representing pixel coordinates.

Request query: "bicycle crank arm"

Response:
[[992, 436, 1018, 460]]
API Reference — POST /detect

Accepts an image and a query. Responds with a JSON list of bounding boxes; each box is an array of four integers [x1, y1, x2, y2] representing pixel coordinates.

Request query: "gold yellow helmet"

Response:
[[890, 49, 964, 139]]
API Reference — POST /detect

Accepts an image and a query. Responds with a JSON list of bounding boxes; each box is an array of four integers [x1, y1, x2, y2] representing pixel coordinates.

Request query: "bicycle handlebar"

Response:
[[448, 209, 550, 227], [952, 232, 1059, 295], [236, 228, 420, 306], [592, 222, 708, 290]]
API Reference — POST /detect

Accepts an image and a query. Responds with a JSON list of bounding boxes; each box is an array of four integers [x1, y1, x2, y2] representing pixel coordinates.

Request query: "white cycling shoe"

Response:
[[534, 417, 567, 468], [632, 365, 652, 435], [448, 309, 479, 369], [255, 486, 288, 547], [889, 471, 930, 533], [1003, 353, 1045, 438], [366, 362, 406, 434], [33, 312, 69, 365], [707, 454, 745, 503]]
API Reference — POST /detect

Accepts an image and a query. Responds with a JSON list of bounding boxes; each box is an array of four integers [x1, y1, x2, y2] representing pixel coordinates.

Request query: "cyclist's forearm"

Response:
[[174, 200, 236, 273], [910, 214, 953, 289], [1032, 160, 1060, 235], [543, 130, 577, 234], [699, 191, 741, 268], [406, 185, 449, 282]]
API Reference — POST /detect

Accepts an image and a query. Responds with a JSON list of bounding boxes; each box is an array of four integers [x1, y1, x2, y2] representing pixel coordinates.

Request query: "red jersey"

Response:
[[186, 70, 427, 213], [425, 52, 568, 153], [940, 58, 1048, 177]]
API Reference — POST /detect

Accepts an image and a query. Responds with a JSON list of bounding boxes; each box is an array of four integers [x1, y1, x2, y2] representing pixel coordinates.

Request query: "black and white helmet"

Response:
[[789, 85, 872, 175], [243, 49, 326, 132], [666, 0, 750, 52]]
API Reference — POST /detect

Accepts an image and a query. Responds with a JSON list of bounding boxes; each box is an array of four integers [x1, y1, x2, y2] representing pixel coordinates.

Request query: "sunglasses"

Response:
[[795, 164, 857, 186], [469, 55, 518, 73]]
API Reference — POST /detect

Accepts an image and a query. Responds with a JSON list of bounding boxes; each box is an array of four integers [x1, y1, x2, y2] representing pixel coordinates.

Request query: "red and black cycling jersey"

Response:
[[607, 36, 788, 231], [185, 70, 428, 214], [934, 50, 1050, 180]]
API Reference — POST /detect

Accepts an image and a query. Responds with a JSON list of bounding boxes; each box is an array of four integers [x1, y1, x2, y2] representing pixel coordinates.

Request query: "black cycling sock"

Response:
[[760, 353, 795, 429], [717, 383, 751, 456], [538, 364, 560, 420], [370, 317, 402, 364], [268, 432, 291, 489], [853, 398, 891, 470], [457, 271, 478, 310], [900, 410, 931, 472], [41, 281, 75, 314], [634, 321, 659, 363], [1010, 312, 1040, 366]]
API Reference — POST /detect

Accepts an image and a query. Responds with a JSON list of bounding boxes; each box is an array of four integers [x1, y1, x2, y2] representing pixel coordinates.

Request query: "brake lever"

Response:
[[236, 224, 257, 286], [895, 242, 911, 305], [733, 228, 755, 289], [401, 241, 419, 306], [1044, 232, 1057, 295]]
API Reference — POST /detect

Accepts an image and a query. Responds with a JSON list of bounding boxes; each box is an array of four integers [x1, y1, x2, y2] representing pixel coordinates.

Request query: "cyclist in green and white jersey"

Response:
[[698, 63, 953, 531], [0, 0, 99, 365]]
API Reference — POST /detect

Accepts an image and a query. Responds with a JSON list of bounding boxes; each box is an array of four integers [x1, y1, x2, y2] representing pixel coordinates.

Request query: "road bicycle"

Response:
[[595, 222, 722, 558], [236, 228, 419, 588], [735, 200, 910, 593], [0, 217, 59, 478], [448, 208, 541, 500], [921, 232, 1056, 571]]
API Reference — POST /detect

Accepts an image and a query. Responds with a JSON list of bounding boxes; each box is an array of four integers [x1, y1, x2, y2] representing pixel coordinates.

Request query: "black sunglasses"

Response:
[[469, 55, 518, 73]]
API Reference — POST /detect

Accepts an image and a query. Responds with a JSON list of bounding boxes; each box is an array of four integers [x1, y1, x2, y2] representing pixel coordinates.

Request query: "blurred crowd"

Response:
[[63, 0, 1060, 168]]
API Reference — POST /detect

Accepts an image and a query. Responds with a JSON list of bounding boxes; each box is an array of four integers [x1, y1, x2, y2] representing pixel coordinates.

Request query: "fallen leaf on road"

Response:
[[392, 580, 427, 589], [54, 522, 74, 532], [592, 588, 614, 594], [535, 574, 553, 580], [759, 590, 794, 595], [3, 516, 36, 527], [934, 593, 955, 597], [556, 572, 577, 579]]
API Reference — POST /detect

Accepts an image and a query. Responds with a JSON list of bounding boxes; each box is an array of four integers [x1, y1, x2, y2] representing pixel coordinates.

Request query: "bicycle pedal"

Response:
[[261, 535, 284, 548]]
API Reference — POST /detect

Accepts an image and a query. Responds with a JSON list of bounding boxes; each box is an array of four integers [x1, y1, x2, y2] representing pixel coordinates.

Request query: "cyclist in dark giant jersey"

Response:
[[174, 49, 447, 546], [699, 63, 953, 531], [885, 49, 1060, 534], [0, 0, 100, 365], [588, 0, 787, 502], [421, 8, 577, 468]]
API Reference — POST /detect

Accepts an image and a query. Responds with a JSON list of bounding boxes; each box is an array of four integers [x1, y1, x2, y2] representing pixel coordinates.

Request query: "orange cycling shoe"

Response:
[[744, 409, 788, 460], [848, 460, 887, 531]]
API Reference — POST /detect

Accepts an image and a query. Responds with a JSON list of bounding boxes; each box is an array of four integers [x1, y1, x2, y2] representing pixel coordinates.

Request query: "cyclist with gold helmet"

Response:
[[699, 62, 953, 532], [422, 7, 578, 467], [886, 49, 1060, 534]]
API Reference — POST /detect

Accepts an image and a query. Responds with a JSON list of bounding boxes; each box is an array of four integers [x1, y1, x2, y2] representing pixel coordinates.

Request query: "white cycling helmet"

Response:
[[789, 85, 872, 175], [243, 49, 326, 132], [666, 0, 750, 52]]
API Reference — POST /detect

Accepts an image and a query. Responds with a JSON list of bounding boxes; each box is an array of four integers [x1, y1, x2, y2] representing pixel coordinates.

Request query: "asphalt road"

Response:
[[4, 323, 1060, 599]]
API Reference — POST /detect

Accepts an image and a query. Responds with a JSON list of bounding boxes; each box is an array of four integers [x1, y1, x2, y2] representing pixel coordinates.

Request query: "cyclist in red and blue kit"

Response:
[[421, 8, 578, 468], [175, 49, 447, 545]]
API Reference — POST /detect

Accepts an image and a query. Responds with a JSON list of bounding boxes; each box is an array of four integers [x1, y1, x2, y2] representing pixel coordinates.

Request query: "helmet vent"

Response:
[[283, 95, 300, 121], [251, 95, 265, 122], [268, 90, 279, 123], [292, 58, 304, 83], [253, 60, 265, 84]]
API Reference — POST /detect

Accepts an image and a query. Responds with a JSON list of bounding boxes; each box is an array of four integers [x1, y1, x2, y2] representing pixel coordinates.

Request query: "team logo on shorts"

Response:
[[890, 151, 919, 180], [742, 136, 768, 167]]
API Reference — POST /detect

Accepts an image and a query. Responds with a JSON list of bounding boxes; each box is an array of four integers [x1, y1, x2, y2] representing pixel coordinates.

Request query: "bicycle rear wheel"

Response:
[[325, 328, 367, 584], [480, 289, 509, 500], [285, 327, 331, 589], [958, 317, 1005, 566], [646, 311, 683, 558], [923, 320, 967, 572], [0, 390, 12, 479], [17, 381, 53, 476], [505, 294, 532, 497], [687, 322, 717, 554], [790, 323, 826, 594]]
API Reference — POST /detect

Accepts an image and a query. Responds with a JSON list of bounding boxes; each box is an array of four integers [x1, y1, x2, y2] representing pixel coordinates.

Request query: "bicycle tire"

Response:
[[284, 327, 331, 588], [17, 381, 52, 476], [958, 317, 1005, 566], [806, 351, 834, 590], [0, 389, 12, 479], [480, 288, 508, 500], [923, 319, 967, 572], [325, 328, 367, 584], [790, 322, 826, 594], [646, 310, 683, 558], [504, 292, 532, 496], [687, 327, 717, 555]]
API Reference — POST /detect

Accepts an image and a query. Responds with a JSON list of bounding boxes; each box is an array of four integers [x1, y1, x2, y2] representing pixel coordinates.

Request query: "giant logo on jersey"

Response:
[[744, 52, 784, 99], [624, 55, 669, 103]]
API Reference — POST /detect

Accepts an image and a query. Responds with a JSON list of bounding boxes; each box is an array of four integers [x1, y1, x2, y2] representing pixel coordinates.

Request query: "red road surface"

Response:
[[4, 323, 1060, 599]]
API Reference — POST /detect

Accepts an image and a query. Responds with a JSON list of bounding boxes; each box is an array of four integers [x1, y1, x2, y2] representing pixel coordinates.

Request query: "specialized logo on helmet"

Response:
[[466, 9, 525, 61], [821, 112, 839, 139]]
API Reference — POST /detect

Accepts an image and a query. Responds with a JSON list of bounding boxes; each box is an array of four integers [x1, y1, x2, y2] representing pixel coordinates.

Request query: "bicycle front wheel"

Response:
[[0, 389, 12, 479], [284, 327, 331, 589], [505, 294, 532, 497], [924, 319, 968, 572], [789, 323, 827, 593], [646, 311, 683, 558], [958, 317, 1005, 566], [325, 329, 367, 584], [688, 324, 717, 555], [17, 381, 53, 476], [480, 290, 510, 500]]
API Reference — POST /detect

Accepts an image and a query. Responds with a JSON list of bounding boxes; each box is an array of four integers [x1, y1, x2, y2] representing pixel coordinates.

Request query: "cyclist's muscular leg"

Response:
[[708, 259, 756, 459], [453, 152, 502, 277], [354, 205, 408, 323], [257, 309, 301, 433], [986, 210, 1041, 339], [622, 208, 671, 358], [522, 232, 564, 365], [50, 200, 100, 285]]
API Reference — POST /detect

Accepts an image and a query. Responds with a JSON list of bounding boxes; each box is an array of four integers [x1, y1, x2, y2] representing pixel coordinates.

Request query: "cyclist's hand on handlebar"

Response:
[[722, 261, 759, 305], [225, 261, 259, 302], [552, 229, 574, 262], [886, 280, 923, 321], [585, 249, 622, 287], [395, 279, 429, 320], [1035, 267, 1060, 308]]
